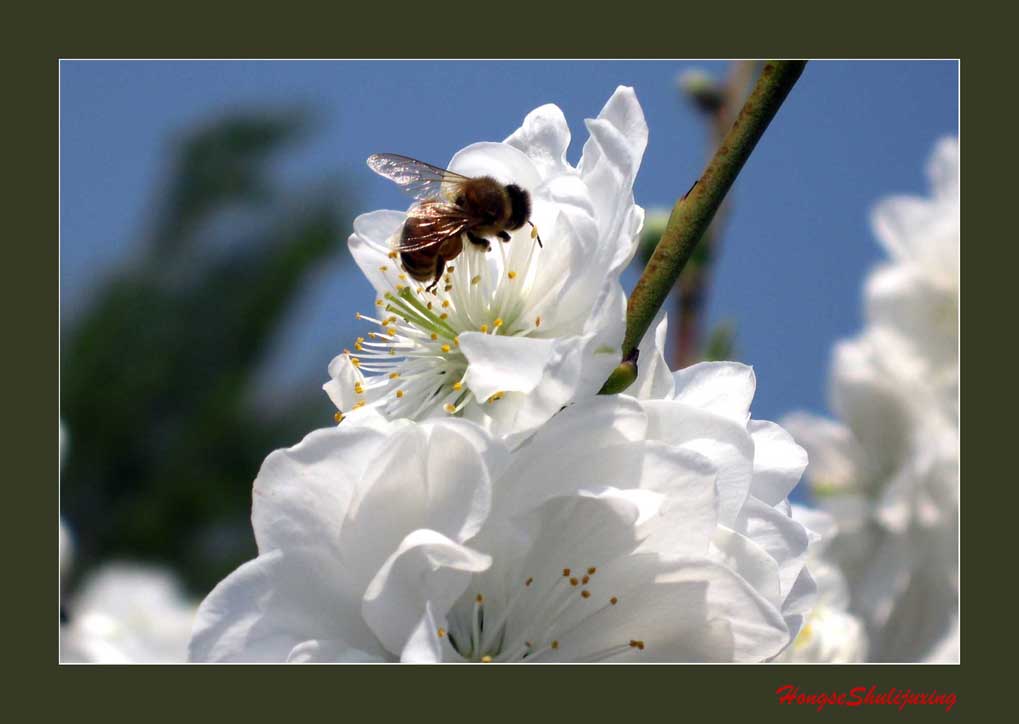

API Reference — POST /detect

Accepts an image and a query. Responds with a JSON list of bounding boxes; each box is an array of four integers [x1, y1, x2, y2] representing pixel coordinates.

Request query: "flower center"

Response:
[[438, 564, 644, 663], [338, 230, 549, 421]]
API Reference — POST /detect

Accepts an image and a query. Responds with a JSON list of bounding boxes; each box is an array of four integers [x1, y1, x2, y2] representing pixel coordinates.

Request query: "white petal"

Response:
[[252, 424, 391, 555], [734, 497, 811, 602], [348, 210, 406, 295], [748, 420, 808, 504], [459, 333, 555, 401], [641, 399, 754, 528], [672, 361, 756, 424], [287, 638, 385, 663], [189, 549, 379, 662], [448, 141, 543, 192], [504, 103, 573, 180], [630, 312, 675, 400], [400, 602, 445, 663], [361, 529, 491, 656]]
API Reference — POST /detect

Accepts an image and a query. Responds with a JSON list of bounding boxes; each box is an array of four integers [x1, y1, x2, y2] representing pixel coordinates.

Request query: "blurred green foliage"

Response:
[[61, 109, 351, 593]]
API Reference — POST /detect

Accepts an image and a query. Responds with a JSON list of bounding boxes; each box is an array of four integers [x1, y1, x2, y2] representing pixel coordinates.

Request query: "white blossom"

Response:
[[781, 138, 959, 662], [191, 359, 814, 662], [325, 87, 646, 442]]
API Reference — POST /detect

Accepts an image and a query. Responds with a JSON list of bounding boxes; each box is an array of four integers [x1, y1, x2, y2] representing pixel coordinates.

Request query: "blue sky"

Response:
[[60, 60, 958, 423]]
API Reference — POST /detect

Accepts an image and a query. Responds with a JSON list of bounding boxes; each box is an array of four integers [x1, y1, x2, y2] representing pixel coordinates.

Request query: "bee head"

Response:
[[504, 184, 531, 231]]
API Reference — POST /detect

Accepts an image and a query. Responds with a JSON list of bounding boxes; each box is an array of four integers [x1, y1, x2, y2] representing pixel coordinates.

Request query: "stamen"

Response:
[[333, 412, 344, 423], [481, 656, 493, 663], [508, 271, 517, 280], [479, 324, 488, 333], [396, 390, 404, 398], [581, 590, 591, 599], [610, 596, 618, 605], [441, 344, 452, 353], [535, 316, 542, 327], [437, 628, 446, 638]]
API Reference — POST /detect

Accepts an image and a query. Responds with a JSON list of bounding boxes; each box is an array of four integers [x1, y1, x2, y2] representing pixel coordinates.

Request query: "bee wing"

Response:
[[367, 153, 471, 202], [394, 202, 473, 253]]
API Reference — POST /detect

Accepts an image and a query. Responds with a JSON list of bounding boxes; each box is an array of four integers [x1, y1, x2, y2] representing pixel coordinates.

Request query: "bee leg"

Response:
[[497, 231, 511, 243], [426, 256, 445, 292], [528, 221, 543, 248], [466, 231, 491, 251]]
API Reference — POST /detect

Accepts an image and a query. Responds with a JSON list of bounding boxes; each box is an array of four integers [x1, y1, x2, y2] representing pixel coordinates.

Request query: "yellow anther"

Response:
[[587, 567, 597, 575], [430, 333, 438, 340], [446, 266, 455, 273], [493, 318, 503, 328], [569, 577, 579, 587], [471, 275, 481, 285], [398, 274, 407, 281], [550, 640, 559, 650], [379, 265, 388, 272], [535, 316, 542, 327], [531, 225, 539, 239], [441, 344, 451, 353], [453, 382, 463, 391], [444, 403, 456, 414], [369, 332, 378, 339], [376, 299, 384, 306], [355, 312, 362, 320], [388, 250, 398, 259], [354, 383, 364, 395], [507, 270, 517, 280], [387, 327, 397, 336], [353, 400, 366, 409], [581, 575, 590, 585], [441, 300, 450, 308], [525, 577, 533, 587], [333, 411, 344, 423], [453, 336, 460, 347], [439, 313, 448, 320], [444, 284, 453, 292], [396, 390, 404, 399], [610, 596, 618, 605], [389, 372, 400, 379], [481, 656, 493, 663], [427, 302, 433, 310], [350, 358, 361, 368], [437, 627, 446, 638], [475, 594, 484, 604], [383, 316, 396, 325], [354, 342, 363, 351], [562, 568, 571, 577], [396, 284, 406, 291], [581, 590, 591, 599], [629, 640, 645, 651], [480, 324, 489, 333]]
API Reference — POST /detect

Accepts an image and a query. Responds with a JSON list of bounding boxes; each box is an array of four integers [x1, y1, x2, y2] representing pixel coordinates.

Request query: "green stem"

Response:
[[601, 60, 807, 394]]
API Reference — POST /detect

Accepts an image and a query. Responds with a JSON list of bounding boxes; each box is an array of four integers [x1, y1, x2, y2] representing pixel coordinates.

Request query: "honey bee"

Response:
[[367, 154, 541, 291]]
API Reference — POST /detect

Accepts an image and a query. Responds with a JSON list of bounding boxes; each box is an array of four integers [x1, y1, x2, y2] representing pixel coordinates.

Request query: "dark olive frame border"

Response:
[[21, 1, 990, 719]]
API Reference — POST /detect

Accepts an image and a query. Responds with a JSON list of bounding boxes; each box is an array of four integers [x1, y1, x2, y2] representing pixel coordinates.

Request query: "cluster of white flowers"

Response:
[[782, 138, 960, 662], [188, 88, 818, 663]]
